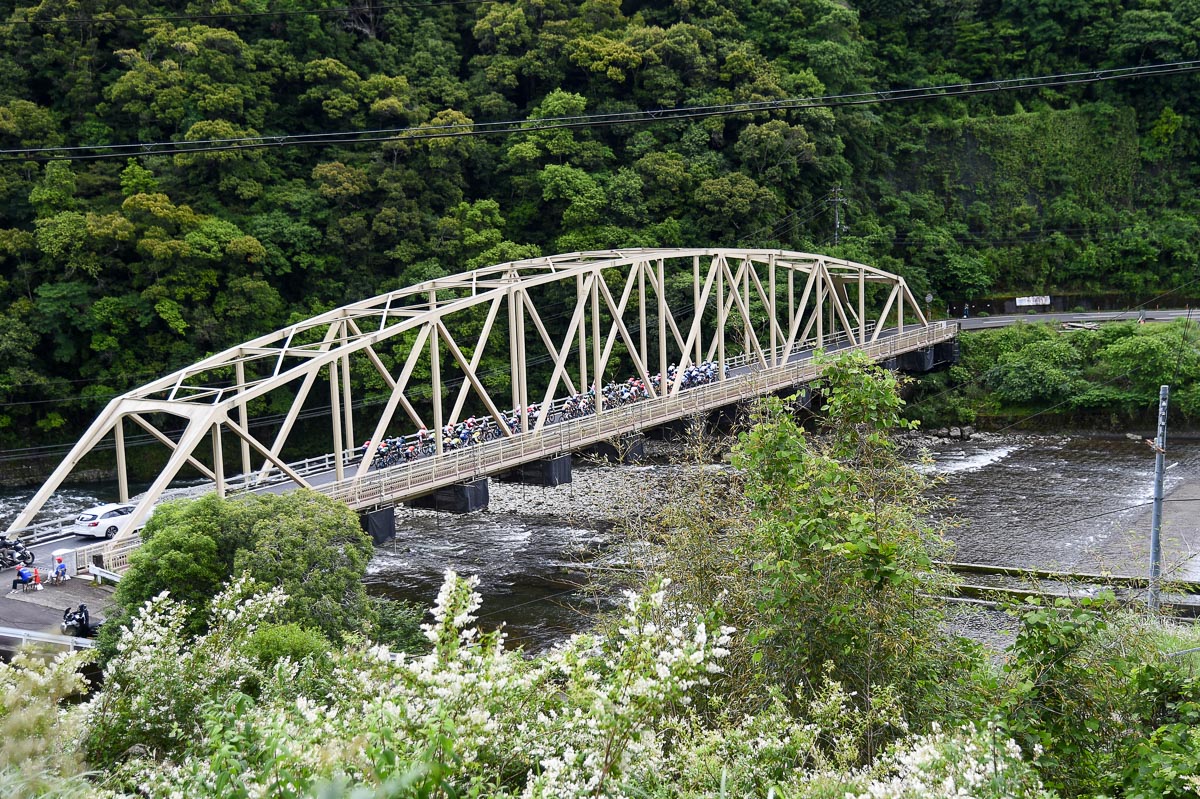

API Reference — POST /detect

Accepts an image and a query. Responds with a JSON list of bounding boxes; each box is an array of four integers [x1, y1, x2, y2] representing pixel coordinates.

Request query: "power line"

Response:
[[4, 60, 1199, 162], [1, 0, 491, 28]]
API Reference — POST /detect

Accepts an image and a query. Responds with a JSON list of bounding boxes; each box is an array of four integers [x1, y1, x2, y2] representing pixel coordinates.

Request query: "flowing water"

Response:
[[921, 434, 1200, 578], [364, 512, 617, 650], [4, 433, 1199, 649]]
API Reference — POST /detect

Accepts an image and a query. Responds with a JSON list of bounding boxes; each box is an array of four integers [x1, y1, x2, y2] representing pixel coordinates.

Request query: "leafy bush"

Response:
[[997, 595, 1200, 797], [107, 571, 731, 798], [368, 595, 430, 655], [0, 651, 99, 796], [245, 622, 331, 667], [98, 490, 377, 663]]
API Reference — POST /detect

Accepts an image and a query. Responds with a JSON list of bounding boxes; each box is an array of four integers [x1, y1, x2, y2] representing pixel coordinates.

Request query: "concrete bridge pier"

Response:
[[406, 478, 490, 514], [886, 340, 960, 373], [496, 454, 572, 486]]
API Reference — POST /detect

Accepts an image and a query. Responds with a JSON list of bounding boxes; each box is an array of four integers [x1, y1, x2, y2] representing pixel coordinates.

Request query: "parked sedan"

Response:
[[69, 503, 136, 539]]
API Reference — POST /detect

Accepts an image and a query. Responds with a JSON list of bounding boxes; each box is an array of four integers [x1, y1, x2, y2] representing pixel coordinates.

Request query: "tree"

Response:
[[648, 352, 965, 755], [993, 337, 1083, 405], [233, 491, 375, 642], [98, 491, 386, 658]]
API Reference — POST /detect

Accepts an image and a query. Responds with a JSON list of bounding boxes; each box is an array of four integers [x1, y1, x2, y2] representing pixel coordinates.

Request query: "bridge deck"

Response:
[[295, 323, 956, 512]]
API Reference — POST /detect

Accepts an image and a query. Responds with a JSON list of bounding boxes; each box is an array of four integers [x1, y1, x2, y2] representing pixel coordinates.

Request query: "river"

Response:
[[3, 432, 1198, 649], [922, 433, 1200, 579]]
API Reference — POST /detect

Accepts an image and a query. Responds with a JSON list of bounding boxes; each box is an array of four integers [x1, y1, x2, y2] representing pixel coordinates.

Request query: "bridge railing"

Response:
[[2, 514, 86, 547], [722, 322, 878, 373], [326, 322, 955, 512], [74, 535, 141, 575], [0, 626, 95, 651]]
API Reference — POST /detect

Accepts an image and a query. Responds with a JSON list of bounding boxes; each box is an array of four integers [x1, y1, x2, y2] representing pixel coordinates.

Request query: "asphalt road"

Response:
[[959, 308, 1194, 330]]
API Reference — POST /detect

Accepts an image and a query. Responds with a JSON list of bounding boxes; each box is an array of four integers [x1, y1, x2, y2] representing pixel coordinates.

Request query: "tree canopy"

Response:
[[1, 0, 1199, 447], [96, 490, 415, 657]]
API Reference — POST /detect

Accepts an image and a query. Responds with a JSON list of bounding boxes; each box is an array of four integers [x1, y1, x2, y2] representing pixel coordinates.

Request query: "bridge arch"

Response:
[[8, 248, 946, 537]]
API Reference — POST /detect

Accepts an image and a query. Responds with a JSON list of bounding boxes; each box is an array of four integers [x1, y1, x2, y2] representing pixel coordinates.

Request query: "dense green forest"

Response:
[[1, 0, 1198, 447], [908, 319, 1200, 427]]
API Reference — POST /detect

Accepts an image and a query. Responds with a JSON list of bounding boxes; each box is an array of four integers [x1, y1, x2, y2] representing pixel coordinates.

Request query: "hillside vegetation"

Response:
[[1, 0, 1198, 445]]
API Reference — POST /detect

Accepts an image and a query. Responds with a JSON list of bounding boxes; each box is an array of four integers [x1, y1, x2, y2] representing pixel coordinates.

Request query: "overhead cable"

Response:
[[4, 60, 1199, 162]]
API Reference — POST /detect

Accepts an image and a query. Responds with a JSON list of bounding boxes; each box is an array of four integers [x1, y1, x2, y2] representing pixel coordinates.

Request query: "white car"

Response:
[[69, 503, 137, 539]]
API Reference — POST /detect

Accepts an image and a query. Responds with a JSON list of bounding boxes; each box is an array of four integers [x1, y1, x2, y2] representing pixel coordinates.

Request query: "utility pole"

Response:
[[1149, 384, 1170, 611], [831, 186, 846, 246]]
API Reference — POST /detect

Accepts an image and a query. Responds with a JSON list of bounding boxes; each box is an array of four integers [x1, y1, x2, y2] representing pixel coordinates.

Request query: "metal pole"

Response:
[[716, 259, 725, 378], [431, 291, 444, 454], [577, 273, 587, 393], [508, 284, 520, 420], [516, 289, 528, 432], [114, 416, 129, 503], [341, 352, 354, 455], [833, 187, 841, 246], [693, 256, 701, 365], [329, 361, 344, 484], [1149, 384, 1170, 611], [639, 262, 647, 377], [592, 273, 602, 409], [212, 423, 225, 497], [657, 258, 667, 396], [235, 361, 252, 478]]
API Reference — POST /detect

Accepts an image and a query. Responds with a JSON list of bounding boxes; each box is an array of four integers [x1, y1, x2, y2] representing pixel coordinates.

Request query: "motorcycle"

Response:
[[0, 536, 34, 568], [62, 604, 92, 637]]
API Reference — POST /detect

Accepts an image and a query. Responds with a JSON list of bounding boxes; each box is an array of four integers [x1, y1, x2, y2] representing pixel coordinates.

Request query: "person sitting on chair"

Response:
[[11, 565, 33, 591], [53, 557, 69, 583]]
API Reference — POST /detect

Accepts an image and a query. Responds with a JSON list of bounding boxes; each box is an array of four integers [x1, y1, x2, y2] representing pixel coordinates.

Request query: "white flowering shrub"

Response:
[[0, 650, 114, 798], [111, 570, 730, 798], [74, 568, 1060, 799], [635, 666, 903, 799], [850, 722, 1057, 799], [84, 573, 288, 766]]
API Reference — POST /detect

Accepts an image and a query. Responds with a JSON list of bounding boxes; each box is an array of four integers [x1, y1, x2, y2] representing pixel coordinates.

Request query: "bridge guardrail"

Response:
[[326, 322, 956, 512], [74, 536, 141, 576], [0, 626, 95, 650]]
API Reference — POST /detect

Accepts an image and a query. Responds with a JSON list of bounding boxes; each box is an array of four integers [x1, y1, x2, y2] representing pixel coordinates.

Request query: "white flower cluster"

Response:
[[117, 570, 731, 799], [85, 574, 289, 769], [851, 722, 1056, 799]]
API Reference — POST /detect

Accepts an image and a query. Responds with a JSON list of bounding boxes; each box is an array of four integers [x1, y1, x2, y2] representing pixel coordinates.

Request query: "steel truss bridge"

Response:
[[7, 248, 956, 547]]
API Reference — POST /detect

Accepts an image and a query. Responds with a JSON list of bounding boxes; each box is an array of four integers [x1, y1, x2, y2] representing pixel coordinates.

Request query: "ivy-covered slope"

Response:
[[0, 0, 1197, 444]]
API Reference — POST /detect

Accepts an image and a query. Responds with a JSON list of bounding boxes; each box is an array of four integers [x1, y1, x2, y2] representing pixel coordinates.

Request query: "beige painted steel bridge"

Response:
[[7, 248, 956, 547]]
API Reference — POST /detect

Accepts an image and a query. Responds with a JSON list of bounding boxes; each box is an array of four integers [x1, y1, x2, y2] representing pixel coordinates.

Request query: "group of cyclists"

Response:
[[364, 359, 725, 471]]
